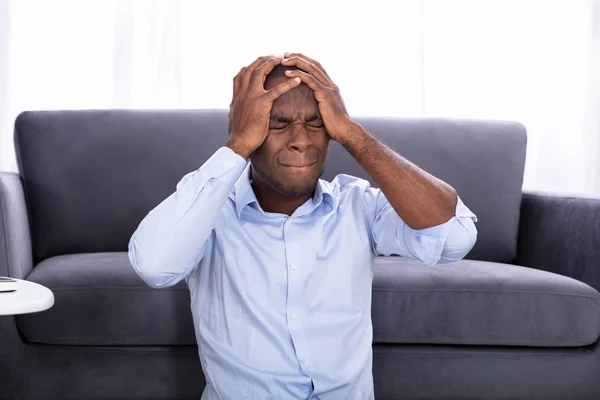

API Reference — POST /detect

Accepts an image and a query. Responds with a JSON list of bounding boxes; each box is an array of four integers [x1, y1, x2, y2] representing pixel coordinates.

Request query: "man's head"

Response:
[[249, 65, 329, 199]]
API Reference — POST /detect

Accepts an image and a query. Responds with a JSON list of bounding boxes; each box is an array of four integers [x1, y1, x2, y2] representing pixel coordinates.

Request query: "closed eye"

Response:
[[270, 116, 291, 130], [306, 114, 324, 129]]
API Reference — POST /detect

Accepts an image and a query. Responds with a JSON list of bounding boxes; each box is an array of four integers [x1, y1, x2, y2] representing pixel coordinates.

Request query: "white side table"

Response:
[[0, 278, 54, 316]]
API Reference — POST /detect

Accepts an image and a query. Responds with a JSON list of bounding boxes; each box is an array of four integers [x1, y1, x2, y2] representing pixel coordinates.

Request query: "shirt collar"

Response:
[[230, 163, 339, 219]]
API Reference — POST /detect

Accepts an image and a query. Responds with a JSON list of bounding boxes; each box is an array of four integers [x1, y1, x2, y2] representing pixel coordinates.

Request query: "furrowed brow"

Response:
[[270, 116, 292, 124]]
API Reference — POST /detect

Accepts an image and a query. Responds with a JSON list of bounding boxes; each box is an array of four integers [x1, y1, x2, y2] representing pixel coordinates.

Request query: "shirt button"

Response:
[[290, 313, 297, 320], [303, 362, 309, 368], [290, 263, 297, 271]]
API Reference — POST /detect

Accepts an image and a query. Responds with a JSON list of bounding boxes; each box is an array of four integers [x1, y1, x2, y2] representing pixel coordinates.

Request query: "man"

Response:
[[128, 53, 478, 399]]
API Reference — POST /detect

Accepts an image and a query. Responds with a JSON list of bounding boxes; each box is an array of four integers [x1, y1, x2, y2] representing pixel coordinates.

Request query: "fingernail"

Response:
[[285, 70, 293, 74], [293, 77, 301, 83], [285, 52, 292, 57]]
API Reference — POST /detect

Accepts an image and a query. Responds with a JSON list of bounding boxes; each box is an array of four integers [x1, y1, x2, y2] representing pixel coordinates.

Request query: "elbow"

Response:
[[136, 270, 172, 289], [439, 217, 478, 264], [128, 236, 174, 289]]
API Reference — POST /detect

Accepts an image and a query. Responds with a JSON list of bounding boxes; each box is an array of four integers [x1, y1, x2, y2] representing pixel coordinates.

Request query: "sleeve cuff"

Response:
[[409, 195, 477, 266], [455, 195, 478, 222]]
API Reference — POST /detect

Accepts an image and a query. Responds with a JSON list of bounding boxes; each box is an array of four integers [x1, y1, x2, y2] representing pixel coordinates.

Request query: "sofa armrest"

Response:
[[515, 190, 600, 292], [0, 172, 33, 279], [0, 172, 32, 397]]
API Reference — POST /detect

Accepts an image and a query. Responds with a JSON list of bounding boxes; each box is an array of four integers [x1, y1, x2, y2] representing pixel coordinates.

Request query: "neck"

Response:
[[250, 169, 314, 217]]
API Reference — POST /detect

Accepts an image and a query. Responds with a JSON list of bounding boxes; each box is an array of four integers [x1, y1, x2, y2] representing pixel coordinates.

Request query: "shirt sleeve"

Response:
[[367, 188, 478, 266], [128, 146, 247, 288]]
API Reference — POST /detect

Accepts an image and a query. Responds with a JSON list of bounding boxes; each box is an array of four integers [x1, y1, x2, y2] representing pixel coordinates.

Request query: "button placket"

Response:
[[284, 219, 301, 325], [283, 219, 312, 372]]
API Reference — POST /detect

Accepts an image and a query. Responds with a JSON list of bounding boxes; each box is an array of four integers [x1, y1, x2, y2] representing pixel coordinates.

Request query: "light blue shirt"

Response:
[[128, 146, 478, 400]]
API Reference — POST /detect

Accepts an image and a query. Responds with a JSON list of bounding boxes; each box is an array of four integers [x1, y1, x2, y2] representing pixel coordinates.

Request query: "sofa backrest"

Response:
[[14, 109, 526, 264]]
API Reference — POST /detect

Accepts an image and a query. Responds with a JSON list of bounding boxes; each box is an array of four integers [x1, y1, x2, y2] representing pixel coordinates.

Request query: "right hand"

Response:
[[226, 55, 302, 159]]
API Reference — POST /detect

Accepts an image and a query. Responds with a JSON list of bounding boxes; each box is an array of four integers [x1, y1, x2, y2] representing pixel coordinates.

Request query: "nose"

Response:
[[287, 124, 312, 152]]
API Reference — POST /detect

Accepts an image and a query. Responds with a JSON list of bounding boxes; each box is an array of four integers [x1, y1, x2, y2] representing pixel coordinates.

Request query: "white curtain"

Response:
[[1, 0, 599, 194]]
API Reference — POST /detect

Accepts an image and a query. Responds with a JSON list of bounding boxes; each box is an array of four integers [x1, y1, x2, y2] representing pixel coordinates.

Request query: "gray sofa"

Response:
[[1, 109, 600, 400]]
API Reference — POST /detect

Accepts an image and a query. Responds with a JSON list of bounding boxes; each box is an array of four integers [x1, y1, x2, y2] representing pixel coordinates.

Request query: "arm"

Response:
[[340, 125, 477, 265], [282, 53, 478, 265], [364, 186, 477, 265], [339, 122, 457, 229], [129, 54, 301, 288], [515, 191, 600, 292], [128, 148, 246, 288]]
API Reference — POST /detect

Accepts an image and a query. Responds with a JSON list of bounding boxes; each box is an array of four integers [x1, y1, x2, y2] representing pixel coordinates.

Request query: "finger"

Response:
[[283, 69, 326, 93], [265, 77, 302, 102], [284, 52, 320, 65], [283, 52, 332, 81], [280, 56, 331, 86], [232, 67, 244, 103], [242, 55, 276, 92], [250, 56, 284, 92]]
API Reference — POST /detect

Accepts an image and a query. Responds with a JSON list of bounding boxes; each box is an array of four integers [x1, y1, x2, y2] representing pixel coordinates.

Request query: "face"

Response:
[[250, 76, 329, 198]]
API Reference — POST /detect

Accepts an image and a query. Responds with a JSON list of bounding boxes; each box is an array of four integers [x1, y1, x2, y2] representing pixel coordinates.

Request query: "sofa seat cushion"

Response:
[[18, 253, 600, 347], [18, 252, 197, 345], [372, 257, 600, 347]]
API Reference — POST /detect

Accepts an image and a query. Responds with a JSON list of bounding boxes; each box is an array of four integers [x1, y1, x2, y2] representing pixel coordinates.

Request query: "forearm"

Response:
[[339, 122, 457, 230], [128, 147, 246, 288]]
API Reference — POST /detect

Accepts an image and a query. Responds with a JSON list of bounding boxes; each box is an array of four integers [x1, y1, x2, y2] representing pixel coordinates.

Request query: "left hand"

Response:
[[281, 52, 356, 142]]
